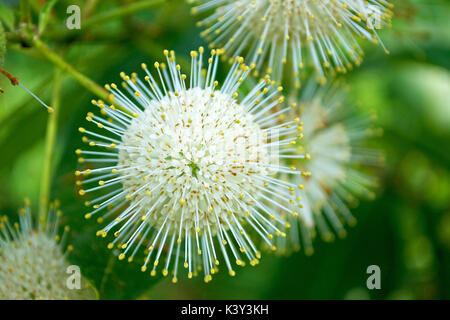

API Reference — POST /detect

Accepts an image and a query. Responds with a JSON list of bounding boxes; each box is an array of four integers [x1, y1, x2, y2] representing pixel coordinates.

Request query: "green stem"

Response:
[[19, 0, 31, 25], [32, 38, 111, 103], [99, 254, 115, 297], [83, 0, 100, 19], [38, 68, 62, 223], [83, 0, 166, 29]]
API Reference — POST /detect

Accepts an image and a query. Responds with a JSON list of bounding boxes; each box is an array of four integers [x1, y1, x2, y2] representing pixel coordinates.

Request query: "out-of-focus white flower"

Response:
[[0, 200, 97, 299], [76, 48, 305, 282], [191, 0, 393, 85], [274, 82, 382, 255]]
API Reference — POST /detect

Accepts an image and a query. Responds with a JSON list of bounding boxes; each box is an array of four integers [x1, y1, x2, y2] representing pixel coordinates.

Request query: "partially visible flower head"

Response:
[[76, 48, 305, 282], [0, 200, 96, 299], [274, 82, 381, 255], [191, 0, 393, 85]]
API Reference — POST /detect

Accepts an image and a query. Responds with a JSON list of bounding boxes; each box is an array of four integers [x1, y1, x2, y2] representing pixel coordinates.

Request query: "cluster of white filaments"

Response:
[[0, 200, 95, 299], [76, 48, 305, 283], [191, 0, 393, 85], [274, 83, 380, 255]]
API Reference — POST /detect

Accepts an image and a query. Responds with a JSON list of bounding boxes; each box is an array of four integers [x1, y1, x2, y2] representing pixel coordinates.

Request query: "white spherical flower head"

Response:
[[192, 0, 393, 84], [119, 87, 270, 235], [76, 48, 304, 282], [273, 82, 381, 255], [0, 200, 97, 300]]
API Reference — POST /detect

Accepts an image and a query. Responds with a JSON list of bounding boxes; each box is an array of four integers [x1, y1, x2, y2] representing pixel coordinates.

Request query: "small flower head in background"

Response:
[[0, 200, 96, 299], [191, 0, 393, 85], [274, 81, 382, 255], [76, 48, 305, 282]]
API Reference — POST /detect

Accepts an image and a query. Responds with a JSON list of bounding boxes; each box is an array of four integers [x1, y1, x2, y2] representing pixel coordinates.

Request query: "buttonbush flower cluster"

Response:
[[191, 0, 393, 85], [1, 0, 392, 290], [272, 82, 381, 255], [0, 200, 96, 299], [76, 49, 306, 282]]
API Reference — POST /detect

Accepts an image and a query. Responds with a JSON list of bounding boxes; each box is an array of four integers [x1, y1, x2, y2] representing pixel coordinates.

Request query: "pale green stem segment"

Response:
[[100, 254, 116, 297], [33, 38, 111, 103], [38, 68, 62, 223], [83, 0, 166, 29], [33, 38, 132, 113], [83, 0, 100, 20]]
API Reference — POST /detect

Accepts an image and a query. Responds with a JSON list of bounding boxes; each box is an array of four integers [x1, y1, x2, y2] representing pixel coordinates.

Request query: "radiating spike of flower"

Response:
[[0, 200, 97, 300], [272, 81, 382, 255], [0, 67, 54, 113], [190, 0, 393, 85], [77, 48, 304, 282]]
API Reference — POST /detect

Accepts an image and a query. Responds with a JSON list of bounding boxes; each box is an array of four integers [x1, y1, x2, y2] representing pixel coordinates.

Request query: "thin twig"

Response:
[[0, 67, 19, 86], [33, 38, 111, 102], [83, 0, 166, 29], [99, 254, 116, 297], [32, 38, 130, 113], [39, 68, 63, 223]]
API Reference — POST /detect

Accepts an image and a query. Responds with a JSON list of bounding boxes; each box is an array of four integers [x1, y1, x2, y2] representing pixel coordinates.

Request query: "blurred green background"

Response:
[[0, 0, 449, 299]]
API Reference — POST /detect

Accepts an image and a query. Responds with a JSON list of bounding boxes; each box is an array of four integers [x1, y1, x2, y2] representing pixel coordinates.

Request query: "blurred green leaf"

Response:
[[0, 3, 15, 30], [0, 21, 5, 66]]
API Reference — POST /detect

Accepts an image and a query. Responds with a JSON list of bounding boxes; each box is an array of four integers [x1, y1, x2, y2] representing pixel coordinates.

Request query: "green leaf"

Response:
[[38, 0, 59, 36], [0, 3, 15, 30], [0, 21, 5, 66]]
